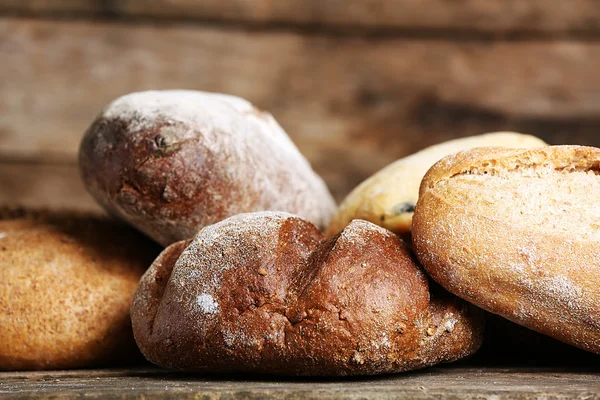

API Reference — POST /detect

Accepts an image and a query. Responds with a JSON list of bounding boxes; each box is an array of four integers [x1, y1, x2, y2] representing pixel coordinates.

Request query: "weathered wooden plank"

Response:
[[2, 0, 600, 35], [1, 367, 599, 399], [4, 19, 600, 200], [0, 162, 103, 213]]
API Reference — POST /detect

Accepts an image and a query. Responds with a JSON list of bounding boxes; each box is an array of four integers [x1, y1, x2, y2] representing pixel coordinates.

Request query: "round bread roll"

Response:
[[131, 212, 484, 376], [79, 90, 336, 247], [412, 146, 600, 354], [0, 208, 160, 370], [326, 132, 546, 237]]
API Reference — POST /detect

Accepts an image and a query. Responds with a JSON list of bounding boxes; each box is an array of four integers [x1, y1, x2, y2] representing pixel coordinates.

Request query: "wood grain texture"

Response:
[[1, 367, 599, 399], [4, 18, 600, 199], [2, 0, 600, 35], [0, 162, 102, 213]]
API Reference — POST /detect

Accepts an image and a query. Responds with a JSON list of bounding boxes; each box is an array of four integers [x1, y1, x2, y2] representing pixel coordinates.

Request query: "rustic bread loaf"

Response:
[[412, 146, 600, 354], [79, 90, 336, 246], [326, 132, 546, 237], [0, 208, 160, 370], [131, 211, 484, 376]]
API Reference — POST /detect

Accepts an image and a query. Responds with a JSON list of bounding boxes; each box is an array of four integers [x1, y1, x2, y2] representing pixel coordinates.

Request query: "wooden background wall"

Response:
[[3, 0, 600, 211]]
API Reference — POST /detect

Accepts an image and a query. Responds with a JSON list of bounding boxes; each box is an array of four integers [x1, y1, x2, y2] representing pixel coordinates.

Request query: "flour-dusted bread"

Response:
[[79, 90, 336, 246], [0, 208, 160, 370], [131, 212, 483, 376], [413, 146, 600, 354], [326, 132, 546, 237]]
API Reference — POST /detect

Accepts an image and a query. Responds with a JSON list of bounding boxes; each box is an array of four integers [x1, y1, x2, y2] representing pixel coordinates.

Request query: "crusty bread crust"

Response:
[[0, 208, 160, 370], [79, 90, 336, 246], [132, 212, 483, 376], [326, 132, 546, 237], [413, 145, 600, 354]]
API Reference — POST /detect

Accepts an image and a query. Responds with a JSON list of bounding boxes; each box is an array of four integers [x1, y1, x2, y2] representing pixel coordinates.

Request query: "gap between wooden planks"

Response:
[[3, 18, 600, 199], [2, 0, 600, 37]]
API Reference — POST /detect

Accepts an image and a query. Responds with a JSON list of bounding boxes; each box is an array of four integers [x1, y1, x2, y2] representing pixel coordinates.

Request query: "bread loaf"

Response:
[[132, 212, 484, 376], [326, 132, 546, 237], [0, 208, 159, 370], [79, 90, 336, 246], [412, 146, 600, 354]]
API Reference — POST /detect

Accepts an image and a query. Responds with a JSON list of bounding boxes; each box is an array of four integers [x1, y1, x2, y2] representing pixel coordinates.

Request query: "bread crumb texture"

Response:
[[132, 211, 484, 376], [413, 145, 600, 355]]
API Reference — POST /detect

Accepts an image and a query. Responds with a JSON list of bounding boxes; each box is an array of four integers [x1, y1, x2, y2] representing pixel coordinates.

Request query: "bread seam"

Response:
[[425, 146, 600, 192]]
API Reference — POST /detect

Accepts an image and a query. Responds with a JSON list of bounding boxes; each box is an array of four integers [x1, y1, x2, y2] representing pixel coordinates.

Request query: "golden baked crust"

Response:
[[326, 132, 546, 237], [0, 208, 159, 370], [413, 145, 600, 354], [132, 211, 483, 376]]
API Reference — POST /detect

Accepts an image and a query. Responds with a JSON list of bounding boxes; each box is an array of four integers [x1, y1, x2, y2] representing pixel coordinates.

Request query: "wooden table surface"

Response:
[[1, 365, 599, 399]]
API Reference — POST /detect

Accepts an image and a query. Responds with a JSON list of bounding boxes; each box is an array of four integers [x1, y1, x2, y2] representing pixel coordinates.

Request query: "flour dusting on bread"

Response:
[[102, 90, 295, 149], [132, 212, 483, 375], [413, 145, 600, 354], [80, 90, 336, 246], [196, 294, 219, 315]]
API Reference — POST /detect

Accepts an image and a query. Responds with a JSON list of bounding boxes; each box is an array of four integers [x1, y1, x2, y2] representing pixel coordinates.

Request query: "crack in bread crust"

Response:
[[422, 145, 600, 193], [413, 145, 600, 355], [131, 212, 484, 376]]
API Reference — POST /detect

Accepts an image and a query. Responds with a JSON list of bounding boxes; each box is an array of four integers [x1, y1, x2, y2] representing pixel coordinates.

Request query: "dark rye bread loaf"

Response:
[[79, 90, 336, 246], [131, 212, 484, 376], [0, 207, 159, 370], [413, 145, 600, 354]]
